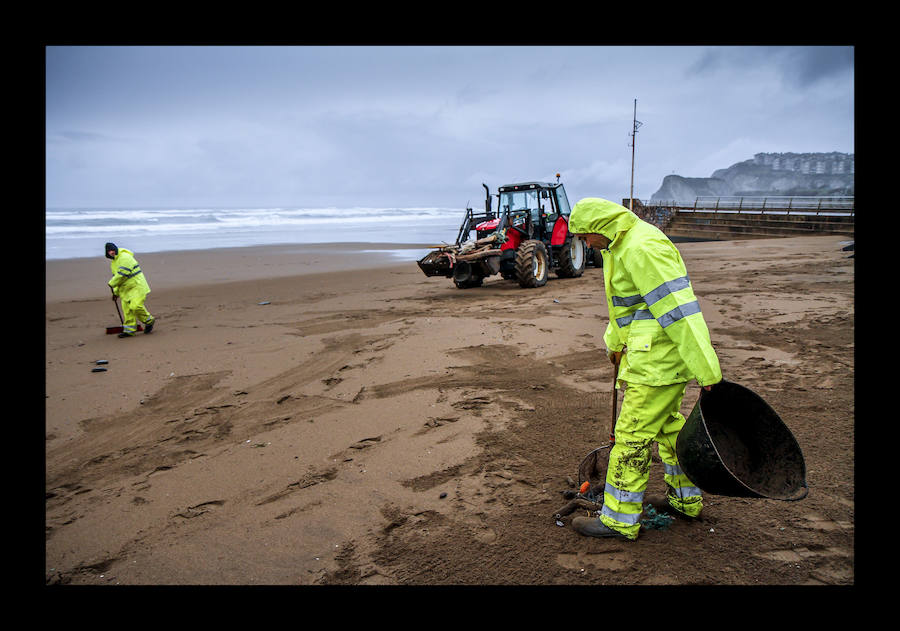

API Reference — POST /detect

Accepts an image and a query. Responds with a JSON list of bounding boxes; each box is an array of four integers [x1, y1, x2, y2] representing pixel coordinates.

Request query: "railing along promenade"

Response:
[[644, 196, 854, 216], [628, 196, 854, 239]]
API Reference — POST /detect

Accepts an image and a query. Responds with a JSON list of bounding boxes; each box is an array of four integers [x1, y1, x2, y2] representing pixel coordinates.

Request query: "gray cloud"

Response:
[[686, 46, 853, 88], [46, 45, 854, 209], [779, 46, 854, 87]]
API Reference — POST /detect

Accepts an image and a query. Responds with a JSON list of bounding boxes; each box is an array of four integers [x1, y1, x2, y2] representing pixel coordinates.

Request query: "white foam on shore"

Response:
[[45, 206, 464, 260]]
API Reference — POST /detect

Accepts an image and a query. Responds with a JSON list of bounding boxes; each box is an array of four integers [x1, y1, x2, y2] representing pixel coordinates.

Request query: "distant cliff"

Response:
[[651, 152, 854, 201]]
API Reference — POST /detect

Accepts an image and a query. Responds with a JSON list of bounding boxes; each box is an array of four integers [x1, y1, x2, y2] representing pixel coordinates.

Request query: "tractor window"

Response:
[[500, 190, 540, 223], [554, 186, 572, 216]]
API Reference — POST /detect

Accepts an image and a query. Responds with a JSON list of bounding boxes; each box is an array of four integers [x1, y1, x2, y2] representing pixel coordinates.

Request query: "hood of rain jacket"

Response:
[[569, 198, 721, 387]]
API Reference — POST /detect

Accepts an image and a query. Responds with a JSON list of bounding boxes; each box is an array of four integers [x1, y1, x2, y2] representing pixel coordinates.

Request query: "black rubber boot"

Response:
[[144, 318, 155, 334], [571, 516, 630, 540]]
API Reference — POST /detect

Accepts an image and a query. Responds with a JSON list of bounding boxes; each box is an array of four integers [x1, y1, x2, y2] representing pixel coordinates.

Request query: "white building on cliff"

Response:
[[754, 152, 854, 176]]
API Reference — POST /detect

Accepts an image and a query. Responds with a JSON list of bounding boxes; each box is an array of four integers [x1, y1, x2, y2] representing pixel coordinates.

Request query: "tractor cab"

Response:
[[495, 178, 573, 242]]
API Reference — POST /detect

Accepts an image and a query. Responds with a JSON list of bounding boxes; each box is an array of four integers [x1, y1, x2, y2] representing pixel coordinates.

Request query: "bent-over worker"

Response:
[[568, 198, 722, 540], [106, 242, 155, 338]]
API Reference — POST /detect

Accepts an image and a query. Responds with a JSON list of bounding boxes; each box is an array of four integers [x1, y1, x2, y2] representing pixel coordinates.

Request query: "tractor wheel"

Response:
[[454, 276, 483, 289], [452, 261, 483, 289], [556, 236, 586, 278], [515, 240, 549, 288], [585, 246, 603, 268]]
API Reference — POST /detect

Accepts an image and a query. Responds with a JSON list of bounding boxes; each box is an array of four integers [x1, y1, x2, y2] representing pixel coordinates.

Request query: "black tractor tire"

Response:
[[454, 276, 484, 289], [515, 240, 549, 288], [586, 246, 603, 268], [452, 261, 483, 289], [499, 251, 517, 280], [556, 236, 586, 278]]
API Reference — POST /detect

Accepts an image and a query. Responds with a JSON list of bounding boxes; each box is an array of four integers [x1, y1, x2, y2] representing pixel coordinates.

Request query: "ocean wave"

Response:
[[46, 206, 457, 219], [44, 206, 466, 259], [45, 212, 460, 236], [46, 207, 461, 232]]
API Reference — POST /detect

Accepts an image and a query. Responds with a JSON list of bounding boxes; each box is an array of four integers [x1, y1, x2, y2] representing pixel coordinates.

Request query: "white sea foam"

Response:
[[45, 206, 464, 259]]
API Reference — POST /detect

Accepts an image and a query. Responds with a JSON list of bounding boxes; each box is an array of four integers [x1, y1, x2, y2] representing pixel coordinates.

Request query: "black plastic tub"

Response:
[[676, 380, 808, 501]]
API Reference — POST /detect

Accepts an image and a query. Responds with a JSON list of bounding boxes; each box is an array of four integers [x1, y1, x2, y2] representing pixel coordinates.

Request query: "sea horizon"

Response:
[[45, 205, 465, 261]]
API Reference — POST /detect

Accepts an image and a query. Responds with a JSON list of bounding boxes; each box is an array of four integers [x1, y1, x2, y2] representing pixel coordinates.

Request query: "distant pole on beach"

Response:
[[629, 99, 642, 212]]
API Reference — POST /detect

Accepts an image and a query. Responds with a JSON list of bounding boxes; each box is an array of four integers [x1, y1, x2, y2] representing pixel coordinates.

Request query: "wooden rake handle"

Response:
[[609, 355, 620, 444]]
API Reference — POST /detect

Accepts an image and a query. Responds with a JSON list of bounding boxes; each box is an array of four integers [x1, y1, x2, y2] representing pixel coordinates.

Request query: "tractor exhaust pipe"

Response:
[[483, 183, 491, 217]]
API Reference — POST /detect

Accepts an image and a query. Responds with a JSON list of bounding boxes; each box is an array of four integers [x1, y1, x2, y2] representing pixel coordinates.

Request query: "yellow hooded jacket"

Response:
[[108, 248, 151, 301], [569, 198, 721, 387]]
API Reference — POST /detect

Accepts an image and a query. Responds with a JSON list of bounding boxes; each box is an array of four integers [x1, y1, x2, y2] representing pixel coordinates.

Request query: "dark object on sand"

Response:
[[676, 380, 808, 501]]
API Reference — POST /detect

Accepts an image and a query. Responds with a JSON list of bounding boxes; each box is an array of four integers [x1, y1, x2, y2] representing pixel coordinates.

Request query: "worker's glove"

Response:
[[606, 348, 623, 367]]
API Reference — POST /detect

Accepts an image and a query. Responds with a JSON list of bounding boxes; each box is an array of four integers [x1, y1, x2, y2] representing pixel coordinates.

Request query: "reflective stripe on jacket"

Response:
[[108, 248, 151, 300], [569, 198, 721, 387]]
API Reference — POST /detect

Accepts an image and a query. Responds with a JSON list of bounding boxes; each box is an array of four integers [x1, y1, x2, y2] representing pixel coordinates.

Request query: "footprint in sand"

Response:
[[794, 513, 853, 532], [173, 499, 225, 520], [349, 436, 382, 450], [255, 467, 339, 506], [415, 417, 460, 435], [753, 545, 851, 563]]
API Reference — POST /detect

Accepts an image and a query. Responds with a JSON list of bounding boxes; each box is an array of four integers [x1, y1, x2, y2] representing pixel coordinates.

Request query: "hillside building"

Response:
[[754, 152, 853, 176]]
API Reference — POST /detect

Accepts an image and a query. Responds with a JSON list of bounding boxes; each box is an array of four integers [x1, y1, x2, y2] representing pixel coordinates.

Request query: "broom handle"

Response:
[[609, 355, 620, 444], [111, 286, 123, 324]]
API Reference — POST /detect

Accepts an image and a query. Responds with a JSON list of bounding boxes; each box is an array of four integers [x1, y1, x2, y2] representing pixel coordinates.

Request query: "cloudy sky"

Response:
[[45, 45, 854, 210]]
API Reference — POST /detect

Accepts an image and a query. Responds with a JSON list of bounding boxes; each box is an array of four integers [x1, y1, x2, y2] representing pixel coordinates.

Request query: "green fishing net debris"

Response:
[[640, 504, 674, 530]]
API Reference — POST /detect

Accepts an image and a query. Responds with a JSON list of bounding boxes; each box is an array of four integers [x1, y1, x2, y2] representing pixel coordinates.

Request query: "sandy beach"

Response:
[[44, 235, 855, 585]]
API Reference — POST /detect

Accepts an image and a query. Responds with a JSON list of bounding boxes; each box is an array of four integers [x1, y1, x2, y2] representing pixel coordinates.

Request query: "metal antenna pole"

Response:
[[628, 99, 642, 212]]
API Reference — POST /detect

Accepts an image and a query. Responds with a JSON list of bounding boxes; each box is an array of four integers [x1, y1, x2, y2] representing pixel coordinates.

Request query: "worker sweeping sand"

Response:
[[105, 242, 156, 338]]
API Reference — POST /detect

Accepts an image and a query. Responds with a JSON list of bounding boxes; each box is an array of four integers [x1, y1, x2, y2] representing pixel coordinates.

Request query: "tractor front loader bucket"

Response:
[[418, 250, 453, 278]]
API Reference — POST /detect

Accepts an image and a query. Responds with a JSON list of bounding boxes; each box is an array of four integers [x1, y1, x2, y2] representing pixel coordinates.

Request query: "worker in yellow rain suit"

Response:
[[106, 242, 155, 338], [567, 199, 722, 540]]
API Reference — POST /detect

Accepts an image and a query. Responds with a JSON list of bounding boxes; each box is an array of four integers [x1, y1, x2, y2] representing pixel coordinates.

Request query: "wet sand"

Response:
[[45, 235, 855, 585]]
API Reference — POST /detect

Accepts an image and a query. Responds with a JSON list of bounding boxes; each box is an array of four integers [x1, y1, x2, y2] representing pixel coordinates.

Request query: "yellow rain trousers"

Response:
[[108, 248, 153, 336], [601, 382, 702, 538], [569, 198, 721, 538]]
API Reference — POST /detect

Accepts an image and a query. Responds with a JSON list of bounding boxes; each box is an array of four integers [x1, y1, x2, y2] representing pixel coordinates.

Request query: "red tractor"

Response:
[[418, 175, 598, 289]]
